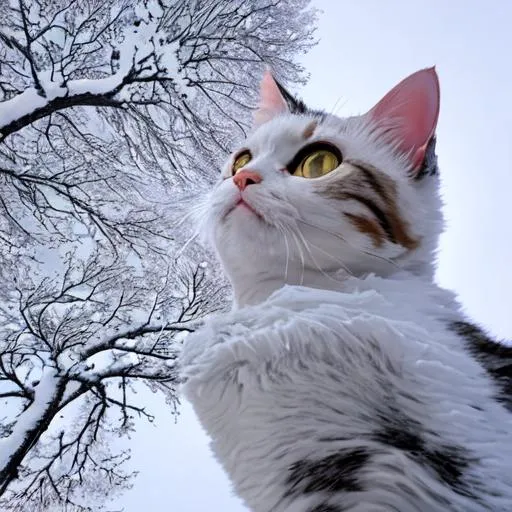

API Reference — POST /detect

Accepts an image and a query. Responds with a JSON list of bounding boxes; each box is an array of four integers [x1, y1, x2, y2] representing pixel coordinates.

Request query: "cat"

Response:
[[179, 68, 512, 511]]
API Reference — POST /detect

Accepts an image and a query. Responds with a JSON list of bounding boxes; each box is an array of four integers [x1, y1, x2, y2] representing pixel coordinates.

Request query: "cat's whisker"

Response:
[[174, 208, 197, 228], [275, 221, 291, 283], [296, 228, 355, 277], [283, 223, 306, 285], [282, 228, 291, 283], [174, 229, 200, 262], [296, 217, 401, 269], [289, 224, 348, 285], [173, 197, 209, 230], [172, 200, 211, 261]]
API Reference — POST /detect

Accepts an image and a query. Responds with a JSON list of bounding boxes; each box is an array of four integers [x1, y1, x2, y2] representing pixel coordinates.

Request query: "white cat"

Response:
[[179, 68, 512, 511]]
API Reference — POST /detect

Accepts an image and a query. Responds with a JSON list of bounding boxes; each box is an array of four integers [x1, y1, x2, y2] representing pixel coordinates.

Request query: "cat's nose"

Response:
[[233, 169, 262, 191]]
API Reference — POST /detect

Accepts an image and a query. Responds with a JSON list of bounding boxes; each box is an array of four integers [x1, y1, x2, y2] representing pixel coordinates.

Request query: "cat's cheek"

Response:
[[331, 211, 412, 262], [356, 235, 411, 260], [210, 186, 239, 218]]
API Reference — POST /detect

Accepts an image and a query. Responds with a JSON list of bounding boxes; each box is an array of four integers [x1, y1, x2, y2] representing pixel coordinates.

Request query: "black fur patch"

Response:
[[451, 320, 512, 411], [274, 77, 327, 120], [286, 448, 370, 496], [414, 136, 438, 180], [373, 408, 477, 499], [373, 414, 423, 453], [308, 505, 343, 512], [424, 446, 474, 493]]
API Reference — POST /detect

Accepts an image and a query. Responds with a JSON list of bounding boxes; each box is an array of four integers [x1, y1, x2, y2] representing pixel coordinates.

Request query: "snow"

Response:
[[0, 367, 60, 472], [160, 40, 189, 95], [0, 0, 195, 132], [38, 70, 67, 101], [0, 74, 125, 131], [0, 88, 48, 130], [135, 1, 164, 21], [67, 73, 127, 97]]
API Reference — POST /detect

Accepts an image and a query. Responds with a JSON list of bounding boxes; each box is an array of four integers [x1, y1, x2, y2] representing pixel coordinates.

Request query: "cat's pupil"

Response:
[[302, 150, 338, 178], [232, 151, 252, 174], [309, 153, 327, 176]]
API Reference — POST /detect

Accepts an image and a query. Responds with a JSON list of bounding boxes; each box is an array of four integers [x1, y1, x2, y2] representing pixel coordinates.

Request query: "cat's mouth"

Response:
[[226, 198, 263, 219]]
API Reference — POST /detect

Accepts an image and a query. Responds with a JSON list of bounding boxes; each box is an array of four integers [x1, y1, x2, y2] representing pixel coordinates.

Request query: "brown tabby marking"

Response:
[[320, 161, 419, 250], [344, 213, 386, 247], [302, 121, 317, 139]]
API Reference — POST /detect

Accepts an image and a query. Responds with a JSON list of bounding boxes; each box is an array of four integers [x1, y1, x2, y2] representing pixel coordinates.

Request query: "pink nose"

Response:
[[233, 169, 262, 191]]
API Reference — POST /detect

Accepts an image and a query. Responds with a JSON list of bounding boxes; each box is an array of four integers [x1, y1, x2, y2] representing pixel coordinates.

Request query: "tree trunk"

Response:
[[0, 368, 66, 496]]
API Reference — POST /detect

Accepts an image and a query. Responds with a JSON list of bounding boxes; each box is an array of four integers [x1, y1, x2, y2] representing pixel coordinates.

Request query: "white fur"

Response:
[[181, 278, 512, 511], [180, 111, 512, 511]]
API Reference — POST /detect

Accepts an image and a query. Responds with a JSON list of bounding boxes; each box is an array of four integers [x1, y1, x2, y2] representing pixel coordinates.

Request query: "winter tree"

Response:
[[0, 0, 316, 510]]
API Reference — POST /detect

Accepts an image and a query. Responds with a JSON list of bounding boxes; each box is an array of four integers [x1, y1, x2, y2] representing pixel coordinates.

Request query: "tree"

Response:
[[0, 254, 226, 510], [0, 0, 316, 509], [0, 0, 314, 254]]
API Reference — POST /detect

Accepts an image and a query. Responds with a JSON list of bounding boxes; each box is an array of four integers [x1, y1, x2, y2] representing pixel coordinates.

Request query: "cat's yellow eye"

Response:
[[232, 151, 252, 174], [295, 149, 340, 178]]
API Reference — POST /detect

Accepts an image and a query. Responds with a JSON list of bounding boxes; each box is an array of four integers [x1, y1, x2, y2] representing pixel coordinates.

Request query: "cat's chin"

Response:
[[231, 199, 263, 219]]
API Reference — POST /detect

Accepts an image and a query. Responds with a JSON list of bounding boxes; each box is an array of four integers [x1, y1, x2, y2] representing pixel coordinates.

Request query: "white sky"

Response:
[[114, 1, 512, 510]]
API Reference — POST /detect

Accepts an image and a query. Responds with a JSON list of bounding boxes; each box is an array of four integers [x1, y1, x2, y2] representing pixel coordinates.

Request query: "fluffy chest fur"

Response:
[[181, 277, 512, 512]]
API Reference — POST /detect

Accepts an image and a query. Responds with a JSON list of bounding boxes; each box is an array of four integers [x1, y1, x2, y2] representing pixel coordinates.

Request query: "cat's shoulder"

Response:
[[450, 320, 512, 411]]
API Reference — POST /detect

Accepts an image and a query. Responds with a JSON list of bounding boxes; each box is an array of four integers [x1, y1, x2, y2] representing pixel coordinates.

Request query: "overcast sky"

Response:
[[114, 1, 512, 510]]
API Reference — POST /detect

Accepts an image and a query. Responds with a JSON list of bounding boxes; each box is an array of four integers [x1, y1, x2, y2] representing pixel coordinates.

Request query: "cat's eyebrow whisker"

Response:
[[330, 96, 348, 117], [295, 217, 401, 269]]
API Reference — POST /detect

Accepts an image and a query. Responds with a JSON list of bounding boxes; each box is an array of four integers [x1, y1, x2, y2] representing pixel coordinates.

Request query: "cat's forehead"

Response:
[[244, 114, 348, 154]]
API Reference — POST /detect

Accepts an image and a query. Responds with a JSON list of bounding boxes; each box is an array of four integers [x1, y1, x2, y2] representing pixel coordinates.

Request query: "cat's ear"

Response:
[[253, 70, 289, 127], [366, 67, 440, 174]]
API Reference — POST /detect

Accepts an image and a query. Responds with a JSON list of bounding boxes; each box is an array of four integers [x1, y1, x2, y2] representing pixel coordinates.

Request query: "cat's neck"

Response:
[[230, 267, 351, 308], [229, 264, 439, 309]]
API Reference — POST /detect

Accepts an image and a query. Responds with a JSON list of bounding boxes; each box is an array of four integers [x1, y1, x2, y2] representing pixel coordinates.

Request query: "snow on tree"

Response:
[[0, 0, 316, 509], [0, 0, 315, 253]]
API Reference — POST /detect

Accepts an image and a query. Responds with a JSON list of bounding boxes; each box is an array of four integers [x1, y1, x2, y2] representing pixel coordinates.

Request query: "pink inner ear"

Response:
[[253, 70, 289, 127], [367, 67, 440, 172]]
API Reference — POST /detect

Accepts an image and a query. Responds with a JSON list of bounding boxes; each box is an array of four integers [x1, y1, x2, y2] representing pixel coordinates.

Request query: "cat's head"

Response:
[[199, 68, 442, 305]]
